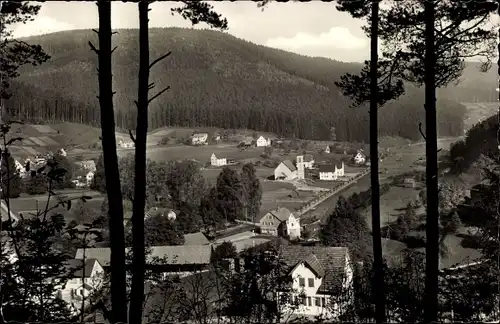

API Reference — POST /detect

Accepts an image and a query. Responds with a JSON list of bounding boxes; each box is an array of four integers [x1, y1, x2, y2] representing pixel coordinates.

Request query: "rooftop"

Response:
[[75, 245, 212, 267], [279, 245, 349, 294], [184, 232, 210, 245], [281, 160, 296, 172], [64, 258, 99, 278]]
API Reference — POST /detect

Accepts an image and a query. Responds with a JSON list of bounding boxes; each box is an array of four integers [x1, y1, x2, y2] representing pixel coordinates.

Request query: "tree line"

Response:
[[4, 28, 468, 142]]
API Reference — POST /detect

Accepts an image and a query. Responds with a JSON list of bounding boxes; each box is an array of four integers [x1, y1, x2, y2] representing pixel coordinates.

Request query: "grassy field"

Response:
[[363, 186, 422, 230]]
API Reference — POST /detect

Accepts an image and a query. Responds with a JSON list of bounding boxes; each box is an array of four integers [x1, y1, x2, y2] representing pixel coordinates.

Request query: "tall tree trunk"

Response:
[[369, 1, 385, 323], [95, 2, 128, 323], [129, 1, 148, 322], [424, 0, 439, 322]]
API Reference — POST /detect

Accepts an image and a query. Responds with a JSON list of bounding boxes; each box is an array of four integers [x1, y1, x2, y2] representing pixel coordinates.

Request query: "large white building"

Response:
[[210, 153, 227, 167], [256, 136, 271, 147], [318, 162, 345, 181], [192, 133, 208, 145], [277, 246, 353, 320], [274, 160, 297, 180]]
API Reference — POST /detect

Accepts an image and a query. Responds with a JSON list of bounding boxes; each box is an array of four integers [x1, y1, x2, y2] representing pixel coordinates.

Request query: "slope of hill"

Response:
[[4, 28, 473, 141], [449, 113, 498, 174]]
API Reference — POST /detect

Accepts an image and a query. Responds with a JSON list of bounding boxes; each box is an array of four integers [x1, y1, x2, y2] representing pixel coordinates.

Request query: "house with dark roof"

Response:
[[184, 232, 210, 245], [75, 245, 212, 277], [277, 245, 353, 320], [274, 160, 297, 180], [58, 258, 105, 314], [318, 161, 345, 181], [258, 207, 301, 239]]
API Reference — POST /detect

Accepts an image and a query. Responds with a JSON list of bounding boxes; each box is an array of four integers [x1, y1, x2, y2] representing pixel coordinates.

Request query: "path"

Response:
[[295, 169, 370, 217]]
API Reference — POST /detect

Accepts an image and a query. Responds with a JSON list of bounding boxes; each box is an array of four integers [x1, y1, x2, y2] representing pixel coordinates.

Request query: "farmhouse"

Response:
[[119, 139, 134, 149], [353, 150, 366, 165], [75, 245, 212, 277], [324, 145, 330, 154], [58, 258, 105, 313], [192, 133, 208, 145], [318, 162, 345, 181], [277, 245, 353, 320], [210, 153, 227, 167], [258, 207, 301, 240], [274, 160, 297, 180], [86, 171, 95, 186], [256, 136, 271, 147], [76, 160, 97, 172], [403, 177, 416, 188]]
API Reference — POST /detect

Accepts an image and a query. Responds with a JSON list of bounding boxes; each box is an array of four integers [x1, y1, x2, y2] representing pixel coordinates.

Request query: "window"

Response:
[[301, 297, 306, 305], [308, 278, 314, 287], [307, 297, 312, 306], [314, 297, 321, 307], [321, 297, 326, 307], [299, 277, 305, 287]]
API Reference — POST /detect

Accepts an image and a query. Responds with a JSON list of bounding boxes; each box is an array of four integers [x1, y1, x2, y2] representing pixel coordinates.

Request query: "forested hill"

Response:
[[449, 114, 498, 174], [4, 27, 480, 141]]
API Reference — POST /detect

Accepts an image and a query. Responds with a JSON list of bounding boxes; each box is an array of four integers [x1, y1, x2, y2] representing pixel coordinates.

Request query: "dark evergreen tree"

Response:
[[0, 151, 22, 198], [91, 154, 106, 192], [241, 163, 262, 223], [215, 167, 244, 223], [320, 196, 371, 261], [26, 173, 47, 195]]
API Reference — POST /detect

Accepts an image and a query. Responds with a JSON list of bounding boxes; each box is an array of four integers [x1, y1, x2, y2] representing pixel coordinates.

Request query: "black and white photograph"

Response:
[[0, 0, 499, 323]]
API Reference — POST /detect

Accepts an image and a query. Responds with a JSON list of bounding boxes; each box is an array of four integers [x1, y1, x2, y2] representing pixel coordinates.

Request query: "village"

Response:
[[0, 123, 376, 319]]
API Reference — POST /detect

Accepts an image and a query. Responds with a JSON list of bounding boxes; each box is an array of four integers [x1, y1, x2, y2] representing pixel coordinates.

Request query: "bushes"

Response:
[[347, 183, 391, 210]]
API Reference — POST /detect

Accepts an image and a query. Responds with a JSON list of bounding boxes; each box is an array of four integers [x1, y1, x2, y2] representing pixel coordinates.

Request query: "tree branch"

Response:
[[92, 29, 99, 35], [88, 41, 99, 54], [111, 46, 118, 54], [418, 122, 426, 140], [148, 83, 155, 90], [129, 130, 136, 144], [149, 52, 171, 69], [148, 86, 170, 104]]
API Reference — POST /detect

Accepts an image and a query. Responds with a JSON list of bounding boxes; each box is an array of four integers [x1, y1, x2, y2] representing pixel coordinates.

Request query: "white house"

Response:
[[119, 139, 134, 149], [57, 148, 67, 157], [210, 153, 227, 167], [278, 246, 353, 320], [353, 150, 366, 165], [298, 154, 315, 170], [256, 136, 271, 147], [192, 133, 208, 145], [318, 162, 345, 181], [58, 258, 105, 313], [14, 159, 26, 177], [258, 207, 301, 240], [274, 160, 297, 180], [324, 145, 330, 154], [86, 171, 95, 186]]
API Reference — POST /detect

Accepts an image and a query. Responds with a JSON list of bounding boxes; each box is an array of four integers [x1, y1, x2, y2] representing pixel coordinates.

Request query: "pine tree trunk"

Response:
[[369, 1, 386, 323], [96, 2, 128, 323], [129, 1, 148, 323], [424, 0, 439, 322]]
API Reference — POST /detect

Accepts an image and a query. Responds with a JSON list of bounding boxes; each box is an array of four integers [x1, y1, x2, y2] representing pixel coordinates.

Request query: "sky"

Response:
[[10, 1, 372, 62]]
